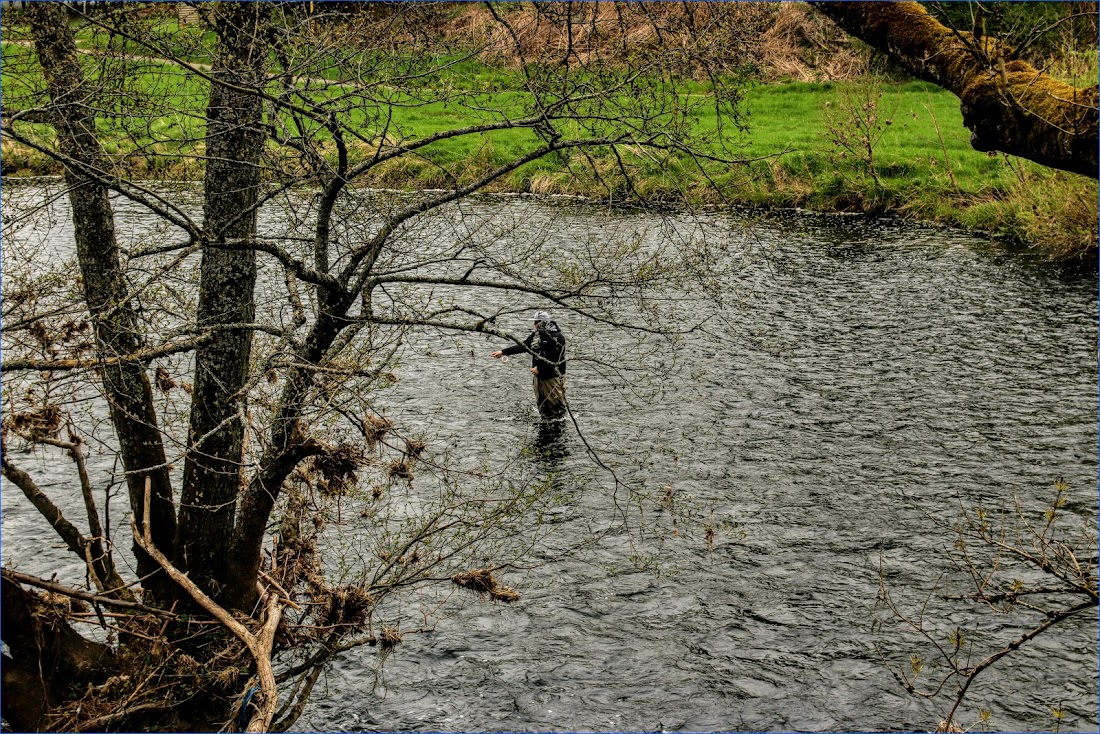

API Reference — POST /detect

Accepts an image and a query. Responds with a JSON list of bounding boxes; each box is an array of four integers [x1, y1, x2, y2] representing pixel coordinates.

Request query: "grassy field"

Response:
[[727, 80, 1097, 259], [2, 26, 1095, 260]]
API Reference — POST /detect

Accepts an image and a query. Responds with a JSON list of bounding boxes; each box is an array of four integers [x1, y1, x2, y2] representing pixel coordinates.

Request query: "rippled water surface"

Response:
[[2, 191, 1096, 732]]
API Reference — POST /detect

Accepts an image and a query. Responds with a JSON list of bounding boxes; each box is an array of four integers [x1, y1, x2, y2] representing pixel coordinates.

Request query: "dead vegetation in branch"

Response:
[[2, 569, 254, 733], [309, 443, 365, 498], [153, 367, 193, 395], [361, 414, 394, 452], [3, 403, 63, 441], [452, 568, 521, 604], [387, 459, 415, 483], [154, 366, 176, 394], [320, 585, 373, 629], [378, 626, 403, 651], [404, 438, 427, 460]]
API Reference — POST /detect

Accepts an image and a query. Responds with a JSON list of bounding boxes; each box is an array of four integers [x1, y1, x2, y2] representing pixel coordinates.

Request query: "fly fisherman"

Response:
[[490, 310, 567, 418]]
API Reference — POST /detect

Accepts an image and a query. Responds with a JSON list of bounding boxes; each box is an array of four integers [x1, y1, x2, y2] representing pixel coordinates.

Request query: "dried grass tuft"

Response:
[[758, 3, 867, 82], [215, 665, 241, 689], [379, 626, 402, 651], [39, 591, 88, 615], [490, 586, 520, 603]]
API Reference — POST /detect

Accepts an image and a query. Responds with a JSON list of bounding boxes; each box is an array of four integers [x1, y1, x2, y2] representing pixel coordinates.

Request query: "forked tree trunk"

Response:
[[28, 2, 177, 605], [175, 3, 271, 604], [810, 1, 1098, 178]]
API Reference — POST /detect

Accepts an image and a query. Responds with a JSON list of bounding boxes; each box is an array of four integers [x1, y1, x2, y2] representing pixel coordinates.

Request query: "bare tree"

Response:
[[0, 2, 755, 730], [821, 75, 895, 188]]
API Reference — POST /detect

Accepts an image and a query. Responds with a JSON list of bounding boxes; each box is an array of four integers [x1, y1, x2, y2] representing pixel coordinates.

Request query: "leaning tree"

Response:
[[0, 2, 762, 730], [809, 1, 1098, 178]]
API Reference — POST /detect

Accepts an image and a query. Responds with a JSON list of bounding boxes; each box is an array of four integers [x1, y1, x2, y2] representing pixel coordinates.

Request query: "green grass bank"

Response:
[[728, 80, 1098, 261], [2, 29, 1094, 261]]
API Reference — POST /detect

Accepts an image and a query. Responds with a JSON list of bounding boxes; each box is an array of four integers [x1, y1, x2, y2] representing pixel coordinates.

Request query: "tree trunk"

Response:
[[28, 2, 177, 605], [1, 576, 116, 731], [809, 1, 1098, 178], [226, 308, 349, 611], [175, 2, 271, 603]]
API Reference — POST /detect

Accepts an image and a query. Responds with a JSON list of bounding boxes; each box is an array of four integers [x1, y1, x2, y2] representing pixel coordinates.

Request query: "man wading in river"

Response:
[[491, 310, 567, 419]]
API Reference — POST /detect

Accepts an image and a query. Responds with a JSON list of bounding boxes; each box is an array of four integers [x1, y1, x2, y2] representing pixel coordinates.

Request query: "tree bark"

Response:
[[226, 309, 349, 611], [28, 3, 177, 604], [175, 2, 270, 602], [1, 576, 116, 732], [809, 1, 1098, 178]]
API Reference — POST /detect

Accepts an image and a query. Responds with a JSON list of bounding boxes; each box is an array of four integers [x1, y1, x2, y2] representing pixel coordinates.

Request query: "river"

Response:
[[2, 186, 1096, 731]]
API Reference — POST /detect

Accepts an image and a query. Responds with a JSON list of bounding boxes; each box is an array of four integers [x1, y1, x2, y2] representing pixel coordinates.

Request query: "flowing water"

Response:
[[2, 187, 1096, 731]]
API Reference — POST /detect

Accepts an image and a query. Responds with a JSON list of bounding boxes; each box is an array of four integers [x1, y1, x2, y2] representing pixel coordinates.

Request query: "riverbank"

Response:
[[4, 79, 1093, 263], [731, 80, 1098, 262], [2, 12, 1094, 263]]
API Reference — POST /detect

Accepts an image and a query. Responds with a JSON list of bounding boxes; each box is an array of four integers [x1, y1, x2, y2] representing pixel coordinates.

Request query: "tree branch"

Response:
[[1, 336, 212, 373], [132, 479, 283, 733], [943, 597, 1097, 728], [2, 455, 91, 567], [1, 569, 165, 615], [809, 1, 1098, 177]]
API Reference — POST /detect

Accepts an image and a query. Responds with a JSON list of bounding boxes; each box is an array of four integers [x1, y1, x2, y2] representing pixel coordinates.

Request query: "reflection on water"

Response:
[[533, 417, 571, 468]]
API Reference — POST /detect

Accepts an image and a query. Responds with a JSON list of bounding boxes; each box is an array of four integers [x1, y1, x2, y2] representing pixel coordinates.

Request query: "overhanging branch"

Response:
[[809, 1, 1098, 178], [2, 336, 212, 372]]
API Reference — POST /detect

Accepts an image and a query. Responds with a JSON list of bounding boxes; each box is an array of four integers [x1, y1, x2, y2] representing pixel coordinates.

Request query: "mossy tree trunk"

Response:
[[810, 1, 1098, 178], [26, 2, 177, 604], [175, 2, 270, 605]]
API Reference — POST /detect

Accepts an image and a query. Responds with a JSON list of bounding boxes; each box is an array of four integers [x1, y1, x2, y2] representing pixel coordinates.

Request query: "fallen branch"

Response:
[[132, 479, 284, 732], [0, 568, 168, 615]]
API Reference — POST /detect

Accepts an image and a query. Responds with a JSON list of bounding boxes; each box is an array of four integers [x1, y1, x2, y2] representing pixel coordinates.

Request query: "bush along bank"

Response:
[[724, 79, 1098, 262]]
